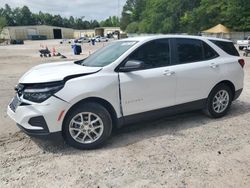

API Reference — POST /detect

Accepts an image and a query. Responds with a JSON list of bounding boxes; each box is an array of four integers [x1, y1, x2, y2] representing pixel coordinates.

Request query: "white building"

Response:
[[1, 25, 74, 40]]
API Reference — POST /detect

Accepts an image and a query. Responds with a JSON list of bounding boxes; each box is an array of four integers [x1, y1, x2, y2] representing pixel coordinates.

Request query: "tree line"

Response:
[[1, 1, 249, 34], [120, 0, 250, 34], [0, 4, 120, 30]]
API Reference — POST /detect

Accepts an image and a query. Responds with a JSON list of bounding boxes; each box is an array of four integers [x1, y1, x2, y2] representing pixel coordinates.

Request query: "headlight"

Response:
[[22, 81, 64, 103]]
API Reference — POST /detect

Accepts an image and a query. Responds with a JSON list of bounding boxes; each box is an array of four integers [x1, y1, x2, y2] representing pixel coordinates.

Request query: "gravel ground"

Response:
[[0, 40, 250, 188]]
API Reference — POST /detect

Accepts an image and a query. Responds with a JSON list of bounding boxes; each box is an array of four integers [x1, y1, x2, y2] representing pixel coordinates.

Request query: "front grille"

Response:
[[16, 84, 25, 97], [10, 84, 29, 112], [9, 95, 20, 112]]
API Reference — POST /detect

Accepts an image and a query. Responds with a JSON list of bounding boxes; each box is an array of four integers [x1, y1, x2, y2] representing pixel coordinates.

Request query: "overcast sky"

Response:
[[0, 0, 127, 20]]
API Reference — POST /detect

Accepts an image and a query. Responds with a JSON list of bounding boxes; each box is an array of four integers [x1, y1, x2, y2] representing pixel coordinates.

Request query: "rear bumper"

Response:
[[234, 88, 243, 100]]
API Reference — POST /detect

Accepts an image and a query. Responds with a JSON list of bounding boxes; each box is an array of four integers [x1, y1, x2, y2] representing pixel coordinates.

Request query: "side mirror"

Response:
[[119, 60, 144, 72]]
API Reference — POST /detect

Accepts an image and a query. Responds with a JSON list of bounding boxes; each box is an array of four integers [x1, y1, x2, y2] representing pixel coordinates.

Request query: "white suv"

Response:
[[7, 35, 244, 149]]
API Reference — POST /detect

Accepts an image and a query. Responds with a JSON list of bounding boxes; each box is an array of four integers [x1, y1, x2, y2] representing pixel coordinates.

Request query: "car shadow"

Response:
[[31, 99, 250, 154]]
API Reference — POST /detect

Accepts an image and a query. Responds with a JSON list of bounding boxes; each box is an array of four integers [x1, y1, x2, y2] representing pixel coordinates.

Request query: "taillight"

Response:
[[238, 59, 245, 68]]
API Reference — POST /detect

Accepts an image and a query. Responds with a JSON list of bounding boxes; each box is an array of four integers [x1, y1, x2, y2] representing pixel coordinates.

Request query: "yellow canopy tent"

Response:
[[203, 24, 230, 33], [202, 24, 231, 38]]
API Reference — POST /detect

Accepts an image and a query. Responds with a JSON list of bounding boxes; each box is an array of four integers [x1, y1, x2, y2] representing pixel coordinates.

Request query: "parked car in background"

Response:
[[237, 36, 250, 50], [7, 35, 244, 149], [60, 39, 71, 44], [10, 39, 24, 45], [74, 37, 90, 43], [95, 36, 108, 42]]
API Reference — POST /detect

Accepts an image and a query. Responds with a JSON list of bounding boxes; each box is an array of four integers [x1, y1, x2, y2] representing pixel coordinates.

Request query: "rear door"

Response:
[[119, 39, 177, 116], [172, 38, 222, 105]]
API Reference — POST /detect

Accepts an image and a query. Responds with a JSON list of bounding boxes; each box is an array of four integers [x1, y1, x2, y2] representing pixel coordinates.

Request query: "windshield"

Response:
[[80, 41, 137, 67]]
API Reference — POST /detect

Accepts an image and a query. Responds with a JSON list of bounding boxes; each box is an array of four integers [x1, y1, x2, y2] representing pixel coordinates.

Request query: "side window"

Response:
[[128, 39, 170, 68], [175, 38, 203, 64], [203, 41, 219, 60]]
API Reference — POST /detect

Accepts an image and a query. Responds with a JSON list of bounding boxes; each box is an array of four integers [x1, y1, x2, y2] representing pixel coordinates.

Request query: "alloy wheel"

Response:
[[212, 90, 230, 113], [69, 112, 104, 144]]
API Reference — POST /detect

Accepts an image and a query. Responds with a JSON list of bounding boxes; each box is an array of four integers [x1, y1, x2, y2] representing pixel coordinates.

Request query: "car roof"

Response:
[[121, 35, 232, 43]]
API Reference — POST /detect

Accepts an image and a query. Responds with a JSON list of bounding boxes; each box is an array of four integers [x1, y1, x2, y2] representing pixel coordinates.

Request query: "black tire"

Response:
[[204, 84, 233, 118], [63, 102, 112, 149]]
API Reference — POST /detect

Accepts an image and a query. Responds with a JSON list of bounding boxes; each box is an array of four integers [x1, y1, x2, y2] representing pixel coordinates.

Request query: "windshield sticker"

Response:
[[121, 42, 136, 46]]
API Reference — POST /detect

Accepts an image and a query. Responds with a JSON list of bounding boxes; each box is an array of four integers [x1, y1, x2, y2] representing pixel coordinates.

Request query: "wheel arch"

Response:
[[209, 80, 236, 99], [62, 97, 119, 132]]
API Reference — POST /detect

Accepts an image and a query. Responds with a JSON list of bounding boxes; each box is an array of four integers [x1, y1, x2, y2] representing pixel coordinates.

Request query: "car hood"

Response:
[[19, 61, 102, 84]]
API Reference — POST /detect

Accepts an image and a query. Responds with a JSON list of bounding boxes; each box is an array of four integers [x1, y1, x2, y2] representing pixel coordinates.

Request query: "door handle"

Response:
[[210, 63, 218, 69], [163, 70, 175, 76]]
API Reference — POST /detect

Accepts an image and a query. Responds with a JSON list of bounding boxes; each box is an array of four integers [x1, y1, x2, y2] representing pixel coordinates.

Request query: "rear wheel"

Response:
[[204, 84, 233, 118], [63, 102, 112, 149]]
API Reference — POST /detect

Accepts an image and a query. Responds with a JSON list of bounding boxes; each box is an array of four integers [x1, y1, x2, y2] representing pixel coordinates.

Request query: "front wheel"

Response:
[[63, 102, 112, 149], [204, 84, 233, 118]]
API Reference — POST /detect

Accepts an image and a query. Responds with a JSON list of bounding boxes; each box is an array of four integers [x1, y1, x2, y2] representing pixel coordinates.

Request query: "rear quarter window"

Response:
[[203, 41, 219, 60], [209, 40, 239, 56]]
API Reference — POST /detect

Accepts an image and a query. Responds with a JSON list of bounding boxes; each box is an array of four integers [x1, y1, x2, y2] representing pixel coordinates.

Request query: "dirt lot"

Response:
[[0, 40, 250, 188]]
